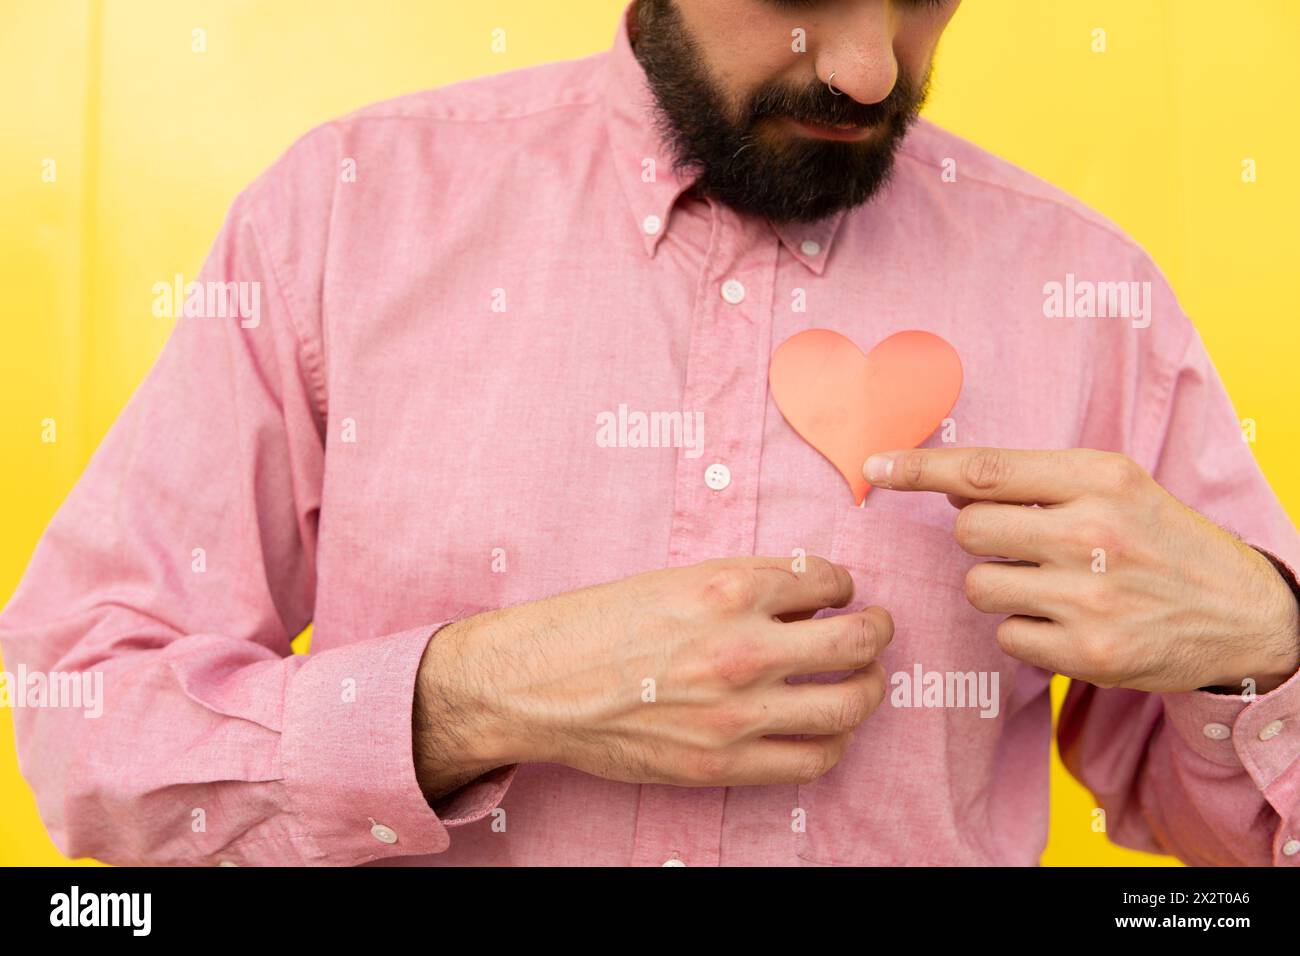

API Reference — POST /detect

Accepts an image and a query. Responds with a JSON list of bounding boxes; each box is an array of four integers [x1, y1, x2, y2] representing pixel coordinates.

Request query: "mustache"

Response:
[[746, 72, 925, 128]]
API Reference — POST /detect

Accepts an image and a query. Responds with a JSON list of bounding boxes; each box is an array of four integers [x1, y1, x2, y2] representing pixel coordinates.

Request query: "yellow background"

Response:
[[2, 0, 1296, 867]]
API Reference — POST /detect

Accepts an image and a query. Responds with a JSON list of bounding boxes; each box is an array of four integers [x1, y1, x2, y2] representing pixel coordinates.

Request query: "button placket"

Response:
[[628, 207, 777, 868]]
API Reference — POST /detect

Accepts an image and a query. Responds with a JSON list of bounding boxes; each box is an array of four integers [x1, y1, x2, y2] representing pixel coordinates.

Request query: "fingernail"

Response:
[[863, 454, 894, 486]]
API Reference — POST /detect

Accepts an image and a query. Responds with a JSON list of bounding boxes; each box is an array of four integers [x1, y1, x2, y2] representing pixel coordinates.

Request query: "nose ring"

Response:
[[828, 70, 843, 95]]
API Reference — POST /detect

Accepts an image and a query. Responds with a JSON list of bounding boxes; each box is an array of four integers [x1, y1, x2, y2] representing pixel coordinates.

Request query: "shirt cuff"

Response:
[[280, 621, 515, 865], [1161, 666, 1300, 788]]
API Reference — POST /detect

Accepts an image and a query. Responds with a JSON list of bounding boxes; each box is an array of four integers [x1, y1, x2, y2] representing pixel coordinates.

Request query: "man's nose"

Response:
[[811, 4, 899, 105]]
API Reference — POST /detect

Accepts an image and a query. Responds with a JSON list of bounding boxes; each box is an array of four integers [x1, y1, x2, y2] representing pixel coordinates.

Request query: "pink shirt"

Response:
[[3, 10, 1299, 867]]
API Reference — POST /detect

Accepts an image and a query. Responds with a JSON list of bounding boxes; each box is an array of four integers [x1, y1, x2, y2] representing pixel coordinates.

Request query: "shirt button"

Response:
[[720, 279, 746, 305], [370, 822, 399, 845], [662, 858, 686, 867], [1258, 719, 1285, 741], [1283, 839, 1300, 857], [642, 214, 662, 236], [1202, 722, 1230, 740], [800, 239, 821, 256], [704, 463, 731, 491]]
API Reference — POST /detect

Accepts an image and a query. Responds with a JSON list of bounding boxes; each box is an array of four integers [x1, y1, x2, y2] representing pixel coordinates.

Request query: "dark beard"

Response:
[[631, 0, 930, 224]]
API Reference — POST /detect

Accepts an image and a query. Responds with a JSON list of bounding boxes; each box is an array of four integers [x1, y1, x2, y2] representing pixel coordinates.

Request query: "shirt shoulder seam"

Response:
[[895, 147, 1149, 256], [335, 92, 603, 129]]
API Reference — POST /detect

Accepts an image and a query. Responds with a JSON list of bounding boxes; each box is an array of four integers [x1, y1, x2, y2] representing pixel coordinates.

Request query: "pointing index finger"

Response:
[[862, 447, 1089, 504]]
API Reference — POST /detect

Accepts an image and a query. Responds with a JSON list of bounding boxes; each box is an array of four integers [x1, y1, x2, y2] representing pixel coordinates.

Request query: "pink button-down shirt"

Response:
[[3, 8, 1299, 867]]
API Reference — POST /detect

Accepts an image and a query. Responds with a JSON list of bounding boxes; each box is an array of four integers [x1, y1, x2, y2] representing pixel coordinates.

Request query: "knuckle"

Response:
[[836, 690, 869, 732], [711, 639, 767, 688], [963, 564, 1000, 610], [1068, 513, 1125, 563], [803, 555, 839, 598], [1077, 633, 1122, 683], [867, 660, 889, 700], [952, 505, 985, 551], [1094, 525, 1125, 562], [700, 568, 757, 614], [838, 613, 879, 665], [1070, 575, 1111, 617], [961, 448, 1010, 493], [994, 620, 1020, 658], [869, 606, 895, 646], [1098, 455, 1146, 497], [898, 449, 927, 488], [1066, 516, 1105, 551], [704, 702, 755, 744], [684, 748, 734, 786], [794, 747, 834, 785], [809, 699, 842, 734]]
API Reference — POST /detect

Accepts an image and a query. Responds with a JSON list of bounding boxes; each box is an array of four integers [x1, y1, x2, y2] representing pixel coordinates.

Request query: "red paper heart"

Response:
[[769, 329, 963, 504]]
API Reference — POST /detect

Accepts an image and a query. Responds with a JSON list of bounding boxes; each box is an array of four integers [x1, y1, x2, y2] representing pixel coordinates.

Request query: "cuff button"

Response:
[[1258, 719, 1285, 741], [1201, 722, 1230, 740]]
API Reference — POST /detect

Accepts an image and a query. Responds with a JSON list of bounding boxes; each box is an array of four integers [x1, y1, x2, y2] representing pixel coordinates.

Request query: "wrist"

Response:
[[413, 617, 527, 801], [1228, 548, 1300, 694], [1257, 607, 1300, 695]]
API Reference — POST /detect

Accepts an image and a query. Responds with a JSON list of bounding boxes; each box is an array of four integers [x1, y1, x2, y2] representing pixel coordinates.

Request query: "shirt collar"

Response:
[[769, 211, 846, 276], [604, 6, 694, 258], [603, 4, 845, 273]]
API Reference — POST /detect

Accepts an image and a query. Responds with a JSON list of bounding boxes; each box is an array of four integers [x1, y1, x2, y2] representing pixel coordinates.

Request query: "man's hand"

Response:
[[863, 447, 1300, 695], [412, 557, 892, 802]]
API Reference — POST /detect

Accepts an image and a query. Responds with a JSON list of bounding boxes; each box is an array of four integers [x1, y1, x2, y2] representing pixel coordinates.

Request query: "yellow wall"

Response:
[[2, 0, 1296, 867]]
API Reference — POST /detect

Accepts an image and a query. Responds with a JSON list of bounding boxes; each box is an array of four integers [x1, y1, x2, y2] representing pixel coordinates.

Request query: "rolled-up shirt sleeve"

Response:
[[1058, 325, 1300, 866], [0, 133, 512, 865]]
